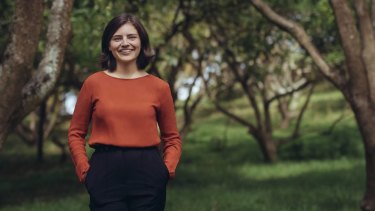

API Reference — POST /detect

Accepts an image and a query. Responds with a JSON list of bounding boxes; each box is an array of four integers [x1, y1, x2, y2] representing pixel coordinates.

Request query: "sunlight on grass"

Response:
[[238, 158, 364, 181], [0, 86, 367, 211]]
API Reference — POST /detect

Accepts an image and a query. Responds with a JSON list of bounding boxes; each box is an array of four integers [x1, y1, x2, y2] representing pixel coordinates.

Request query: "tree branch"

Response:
[[51, 135, 67, 163], [321, 109, 349, 135], [22, 0, 74, 116], [267, 79, 311, 104], [290, 83, 315, 139], [209, 21, 263, 130], [148, 0, 185, 77], [180, 71, 204, 137], [43, 91, 62, 139], [198, 57, 257, 133], [14, 123, 36, 146], [250, 0, 347, 92], [278, 83, 315, 145]]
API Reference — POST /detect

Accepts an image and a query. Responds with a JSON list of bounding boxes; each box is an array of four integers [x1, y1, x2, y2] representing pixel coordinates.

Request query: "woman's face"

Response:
[[109, 23, 141, 66]]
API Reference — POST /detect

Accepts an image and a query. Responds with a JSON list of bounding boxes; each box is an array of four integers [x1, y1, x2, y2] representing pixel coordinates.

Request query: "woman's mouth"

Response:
[[118, 49, 134, 55]]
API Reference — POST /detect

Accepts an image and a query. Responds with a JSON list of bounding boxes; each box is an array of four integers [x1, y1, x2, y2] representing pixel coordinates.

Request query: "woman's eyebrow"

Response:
[[112, 33, 138, 36]]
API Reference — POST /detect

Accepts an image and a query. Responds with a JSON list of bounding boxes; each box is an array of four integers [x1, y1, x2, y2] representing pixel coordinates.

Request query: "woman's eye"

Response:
[[113, 37, 122, 41], [128, 36, 137, 40]]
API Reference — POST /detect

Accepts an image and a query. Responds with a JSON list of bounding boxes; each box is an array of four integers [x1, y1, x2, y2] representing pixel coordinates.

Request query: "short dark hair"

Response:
[[100, 13, 154, 71]]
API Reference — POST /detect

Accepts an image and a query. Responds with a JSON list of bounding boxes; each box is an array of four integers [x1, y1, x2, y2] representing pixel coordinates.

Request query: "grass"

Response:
[[0, 139, 365, 211], [0, 87, 366, 211]]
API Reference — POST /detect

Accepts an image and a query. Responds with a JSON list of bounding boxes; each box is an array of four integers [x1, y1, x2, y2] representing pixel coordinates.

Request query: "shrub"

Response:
[[279, 125, 363, 160]]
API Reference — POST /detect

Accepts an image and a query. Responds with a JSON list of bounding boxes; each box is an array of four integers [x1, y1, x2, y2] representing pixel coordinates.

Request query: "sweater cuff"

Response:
[[75, 161, 90, 183], [169, 171, 175, 179], [164, 161, 176, 179]]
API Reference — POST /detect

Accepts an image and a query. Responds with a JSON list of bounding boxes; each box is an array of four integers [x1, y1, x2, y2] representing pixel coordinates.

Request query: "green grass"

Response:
[[1, 139, 365, 211], [0, 87, 366, 211]]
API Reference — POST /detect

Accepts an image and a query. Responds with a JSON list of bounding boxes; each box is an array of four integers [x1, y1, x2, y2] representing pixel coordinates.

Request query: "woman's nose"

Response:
[[120, 37, 129, 46]]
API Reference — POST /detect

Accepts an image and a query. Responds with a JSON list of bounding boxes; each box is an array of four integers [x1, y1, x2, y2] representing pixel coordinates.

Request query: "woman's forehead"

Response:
[[113, 23, 138, 35]]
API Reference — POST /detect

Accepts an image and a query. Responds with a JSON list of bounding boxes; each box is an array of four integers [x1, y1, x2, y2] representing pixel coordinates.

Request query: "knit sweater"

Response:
[[68, 71, 182, 182]]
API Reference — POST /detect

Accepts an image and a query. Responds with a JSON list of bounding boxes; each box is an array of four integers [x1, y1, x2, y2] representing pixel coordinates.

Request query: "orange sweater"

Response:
[[68, 71, 182, 182]]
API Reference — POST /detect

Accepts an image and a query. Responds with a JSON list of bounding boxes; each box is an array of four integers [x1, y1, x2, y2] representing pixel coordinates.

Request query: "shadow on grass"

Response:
[[0, 153, 87, 208], [170, 141, 365, 211], [0, 139, 365, 211]]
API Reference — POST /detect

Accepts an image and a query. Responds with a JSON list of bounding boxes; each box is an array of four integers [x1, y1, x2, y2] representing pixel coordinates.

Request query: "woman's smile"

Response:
[[118, 48, 134, 55]]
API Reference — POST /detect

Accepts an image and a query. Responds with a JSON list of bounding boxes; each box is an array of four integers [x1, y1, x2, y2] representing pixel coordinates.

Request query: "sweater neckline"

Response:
[[101, 71, 151, 80]]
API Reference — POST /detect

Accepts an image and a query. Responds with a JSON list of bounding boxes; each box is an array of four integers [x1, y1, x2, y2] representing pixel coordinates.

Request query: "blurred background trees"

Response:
[[1, 0, 374, 210]]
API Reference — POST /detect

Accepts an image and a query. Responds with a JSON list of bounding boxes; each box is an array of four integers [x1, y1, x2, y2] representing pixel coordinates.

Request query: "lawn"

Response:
[[0, 87, 366, 211]]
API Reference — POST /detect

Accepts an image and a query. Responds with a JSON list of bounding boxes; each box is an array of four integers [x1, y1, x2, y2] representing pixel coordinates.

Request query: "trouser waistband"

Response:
[[92, 144, 158, 152]]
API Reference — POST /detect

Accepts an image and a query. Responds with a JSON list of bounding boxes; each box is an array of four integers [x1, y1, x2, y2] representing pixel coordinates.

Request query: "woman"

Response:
[[68, 13, 182, 211]]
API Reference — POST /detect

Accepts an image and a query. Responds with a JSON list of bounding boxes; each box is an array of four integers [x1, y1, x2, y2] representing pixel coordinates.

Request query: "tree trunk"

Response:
[[36, 101, 46, 162], [0, 0, 43, 148], [0, 0, 73, 148], [252, 130, 278, 162], [278, 98, 292, 129], [349, 98, 375, 211]]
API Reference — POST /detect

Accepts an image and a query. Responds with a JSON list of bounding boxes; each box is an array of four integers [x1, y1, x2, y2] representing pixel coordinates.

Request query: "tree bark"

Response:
[[0, 0, 43, 148], [332, 1, 375, 209], [351, 101, 375, 211], [277, 98, 292, 129], [37, 101, 46, 163], [252, 130, 278, 162], [0, 0, 73, 148], [22, 0, 74, 117], [354, 0, 375, 105], [330, 0, 369, 99]]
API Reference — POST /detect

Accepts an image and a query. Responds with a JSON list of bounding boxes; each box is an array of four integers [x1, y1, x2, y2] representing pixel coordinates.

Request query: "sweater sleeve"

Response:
[[157, 83, 183, 179], [68, 81, 93, 183]]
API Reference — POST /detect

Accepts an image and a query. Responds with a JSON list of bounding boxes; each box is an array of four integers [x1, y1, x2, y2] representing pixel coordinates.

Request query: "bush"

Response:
[[208, 136, 228, 152], [279, 125, 363, 160]]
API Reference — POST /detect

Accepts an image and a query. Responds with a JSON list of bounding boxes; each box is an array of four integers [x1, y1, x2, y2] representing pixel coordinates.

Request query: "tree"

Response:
[[197, 37, 315, 162], [250, 0, 375, 210], [0, 0, 73, 148], [181, 0, 316, 162]]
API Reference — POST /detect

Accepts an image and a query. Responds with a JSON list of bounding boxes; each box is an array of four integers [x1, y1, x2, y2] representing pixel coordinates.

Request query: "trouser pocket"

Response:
[[153, 148, 170, 179], [84, 151, 96, 190]]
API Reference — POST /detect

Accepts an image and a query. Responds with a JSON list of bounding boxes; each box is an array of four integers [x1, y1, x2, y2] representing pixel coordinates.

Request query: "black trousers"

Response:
[[84, 145, 170, 211]]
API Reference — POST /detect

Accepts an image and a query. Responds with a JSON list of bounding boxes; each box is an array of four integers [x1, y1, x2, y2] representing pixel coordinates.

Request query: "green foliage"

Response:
[[69, 0, 115, 71], [216, 84, 244, 102], [277, 86, 362, 160], [208, 135, 228, 152], [0, 0, 14, 55], [279, 125, 363, 160], [266, 0, 344, 66]]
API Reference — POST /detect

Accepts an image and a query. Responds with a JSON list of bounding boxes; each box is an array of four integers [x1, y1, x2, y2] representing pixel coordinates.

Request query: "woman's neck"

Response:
[[107, 61, 148, 79], [115, 62, 139, 75]]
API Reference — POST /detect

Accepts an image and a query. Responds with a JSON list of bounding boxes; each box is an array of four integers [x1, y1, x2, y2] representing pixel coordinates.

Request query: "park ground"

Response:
[[0, 85, 365, 211]]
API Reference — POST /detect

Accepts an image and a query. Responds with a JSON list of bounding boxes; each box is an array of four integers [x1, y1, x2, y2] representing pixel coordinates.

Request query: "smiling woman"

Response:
[[100, 13, 154, 77], [68, 13, 182, 211]]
